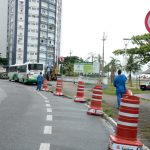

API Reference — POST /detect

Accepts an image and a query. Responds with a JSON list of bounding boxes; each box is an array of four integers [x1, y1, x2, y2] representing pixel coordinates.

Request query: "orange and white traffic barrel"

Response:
[[87, 85, 103, 116], [123, 89, 133, 97], [54, 79, 63, 96], [42, 79, 49, 91], [109, 95, 143, 150], [74, 81, 86, 103]]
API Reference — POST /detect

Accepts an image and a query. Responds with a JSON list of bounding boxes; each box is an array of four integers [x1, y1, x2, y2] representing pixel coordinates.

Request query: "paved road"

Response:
[[135, 94, 150, 100], [0, 80, 111, 150], [0, 80, 46, 150]]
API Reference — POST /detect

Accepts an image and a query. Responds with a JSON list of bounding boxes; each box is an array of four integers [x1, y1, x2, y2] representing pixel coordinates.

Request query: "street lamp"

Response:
[[123, 38, 131, 73], [102, 32, 107, 76]]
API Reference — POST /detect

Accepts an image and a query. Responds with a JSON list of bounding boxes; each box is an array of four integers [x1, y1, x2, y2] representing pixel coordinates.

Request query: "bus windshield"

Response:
[[28, 64, 43, 71]]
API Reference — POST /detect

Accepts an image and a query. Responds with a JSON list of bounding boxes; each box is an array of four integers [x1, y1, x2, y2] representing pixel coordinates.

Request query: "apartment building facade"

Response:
[[7, 0, 62, 66], [0, 0, 8, 58]]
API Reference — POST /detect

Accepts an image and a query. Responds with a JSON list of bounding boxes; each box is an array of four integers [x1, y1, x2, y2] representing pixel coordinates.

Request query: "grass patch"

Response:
[[140, 98, 150, 101], [103, 82, 150, 95], [126, 88, 150, 94], [86, 98, 91, 105], [103, 86, 116, 95], [102, 100, 116, 117], [86, 98, 116, 117], [139, 127, 150, 139]]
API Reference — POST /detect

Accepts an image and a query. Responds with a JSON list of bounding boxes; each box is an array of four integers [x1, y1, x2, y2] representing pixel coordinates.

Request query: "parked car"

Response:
[[140, 82, 150, 90]]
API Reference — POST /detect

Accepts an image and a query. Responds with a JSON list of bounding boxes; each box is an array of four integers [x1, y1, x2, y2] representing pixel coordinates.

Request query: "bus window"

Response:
[[9, 66, 18, 72], [19, 65, 27, 72], [28, 64, 43, 70]]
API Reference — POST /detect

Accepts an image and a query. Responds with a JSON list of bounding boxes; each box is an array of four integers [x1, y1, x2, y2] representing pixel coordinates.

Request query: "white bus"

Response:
[[17, 62, 44, 84], [8, 64, 19, 81]]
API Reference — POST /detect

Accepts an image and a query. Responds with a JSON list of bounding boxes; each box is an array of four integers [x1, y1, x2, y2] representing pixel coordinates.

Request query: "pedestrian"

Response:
[[113, 70, 127, 109], [36, 72, 44, 91]]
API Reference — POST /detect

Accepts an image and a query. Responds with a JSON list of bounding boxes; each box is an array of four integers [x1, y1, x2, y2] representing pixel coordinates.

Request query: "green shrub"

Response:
[[0, 72, 8, 79]]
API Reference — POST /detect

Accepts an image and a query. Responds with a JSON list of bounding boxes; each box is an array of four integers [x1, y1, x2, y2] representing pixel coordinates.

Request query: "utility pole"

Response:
[[69, 49, 72, 57], [98, 54, 102, 84], [123, 38, 131, 73], [102, 32, 107, 77]]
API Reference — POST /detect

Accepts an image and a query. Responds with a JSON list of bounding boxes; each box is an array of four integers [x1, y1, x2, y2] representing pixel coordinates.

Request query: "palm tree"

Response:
[[125, 54, 141, 87], [106, 57, 121, 83], [85, 52, 98, 62], [103, 63, 111, 81]]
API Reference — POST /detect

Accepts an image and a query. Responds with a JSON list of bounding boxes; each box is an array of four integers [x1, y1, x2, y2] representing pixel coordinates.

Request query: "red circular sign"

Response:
[[59, 56, 64, 62], [145, 11, 150, 33]]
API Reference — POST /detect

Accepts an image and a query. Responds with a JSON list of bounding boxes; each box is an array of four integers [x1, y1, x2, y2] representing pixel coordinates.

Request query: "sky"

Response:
[[60, 0, 150, 68]]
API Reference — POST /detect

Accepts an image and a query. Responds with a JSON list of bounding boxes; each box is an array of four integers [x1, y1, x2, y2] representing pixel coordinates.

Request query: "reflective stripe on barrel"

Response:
[[75, 81, 85, 98]]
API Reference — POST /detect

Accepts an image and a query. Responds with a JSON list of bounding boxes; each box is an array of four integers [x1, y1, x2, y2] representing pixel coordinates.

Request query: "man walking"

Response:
[[36, 72, 44, 91], [113, 70, 127, 109]]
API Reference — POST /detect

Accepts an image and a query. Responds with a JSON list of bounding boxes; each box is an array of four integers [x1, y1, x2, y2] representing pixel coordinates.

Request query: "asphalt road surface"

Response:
[[0, 80, 111, 150]]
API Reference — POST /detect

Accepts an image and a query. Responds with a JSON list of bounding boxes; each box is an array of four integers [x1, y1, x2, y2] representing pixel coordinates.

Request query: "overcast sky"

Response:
[[60, 0, 150, 66]]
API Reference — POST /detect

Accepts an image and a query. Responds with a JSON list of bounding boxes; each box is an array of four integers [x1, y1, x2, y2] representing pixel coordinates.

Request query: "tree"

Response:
[[62, 56, 83, 76], [85, 52, 97, 62], [125, 54, 141, 87], [105, 57, 121, 83], [113, 33, 150, 65], [0, 57, 8, 66]]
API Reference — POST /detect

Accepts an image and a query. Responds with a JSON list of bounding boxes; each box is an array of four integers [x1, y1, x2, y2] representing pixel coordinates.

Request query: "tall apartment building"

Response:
[[0, 0, 8, 58], [7, 0, 62, 66]]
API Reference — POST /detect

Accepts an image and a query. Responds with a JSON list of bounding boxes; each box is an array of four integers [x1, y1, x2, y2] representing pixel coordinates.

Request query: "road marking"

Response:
[[46, 104, 51, 107], [47, 108, 52, 113], [44, 126, 52, 134], [39, 143, 50, 150], [37, 92, 48, 100], [43, 97, 48, 100], [46, 115, 53, 121], [45, 100, 49, 103]]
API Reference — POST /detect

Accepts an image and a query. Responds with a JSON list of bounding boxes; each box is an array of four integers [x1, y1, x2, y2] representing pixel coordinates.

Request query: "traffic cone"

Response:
[[108, 95, 143, 150], [42, 79, 49, 91], [87, 85, 103, 116], [74, 81, 86, 103], [54, 79, 63, 96], [123, 89, 133, 97]]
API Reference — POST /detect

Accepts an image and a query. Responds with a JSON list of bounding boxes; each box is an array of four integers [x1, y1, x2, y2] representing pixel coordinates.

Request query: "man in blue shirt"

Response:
[[36, 72, 44, 91], [113, 70, 127, 109]]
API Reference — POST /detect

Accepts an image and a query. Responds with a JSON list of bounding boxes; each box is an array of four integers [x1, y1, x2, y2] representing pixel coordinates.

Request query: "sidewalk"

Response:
[[48, 81, 150, 149]]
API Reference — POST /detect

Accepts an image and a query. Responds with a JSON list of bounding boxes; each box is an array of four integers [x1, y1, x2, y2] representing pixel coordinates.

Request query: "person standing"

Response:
[[113, 70, 127, 109], [36, 72, 44, 91]]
